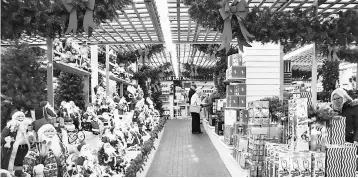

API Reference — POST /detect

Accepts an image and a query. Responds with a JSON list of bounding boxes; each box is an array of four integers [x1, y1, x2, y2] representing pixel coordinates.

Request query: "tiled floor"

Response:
[[146, 119, 230, 177]]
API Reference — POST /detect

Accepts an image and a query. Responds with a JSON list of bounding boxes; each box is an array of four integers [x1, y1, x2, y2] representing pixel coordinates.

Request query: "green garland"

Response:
[[98, 45, 165, 65], [133, 63, 171, 80], [182, 0, 358, 57], [1, 0, 132, 39], [124, 117, 166, 177], [182, 63, 215, 80]]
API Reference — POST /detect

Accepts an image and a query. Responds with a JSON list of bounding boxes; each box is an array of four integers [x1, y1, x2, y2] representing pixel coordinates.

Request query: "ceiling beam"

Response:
[[145, 0, 164, 42], [278, 0, 295, 12], [132, 2, 153, 41], [120, 10, 144, 42], [330, 0, 356, 14], [293, 0, 309, 11], [258, 0, 267, 8], [269, 0, 281, 11]]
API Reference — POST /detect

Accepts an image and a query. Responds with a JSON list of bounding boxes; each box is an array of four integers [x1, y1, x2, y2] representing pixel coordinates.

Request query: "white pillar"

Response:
[[46, 38, 54, 107], [311, 43, 318, 106], [356, 64, 358, 89], [84, 76, 90, 107], [91, 45, 98, 103], [280, 44, 284, 101], [106, 45, 110, 97], [120, 83, 124, 97]]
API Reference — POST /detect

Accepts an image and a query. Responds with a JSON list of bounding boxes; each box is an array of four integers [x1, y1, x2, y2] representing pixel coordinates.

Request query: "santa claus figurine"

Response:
[[1, 110, 33, 173], [23, 121, 68, 177]]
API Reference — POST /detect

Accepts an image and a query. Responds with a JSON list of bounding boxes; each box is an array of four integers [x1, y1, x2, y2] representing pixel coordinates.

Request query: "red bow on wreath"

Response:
[[61, 0, 97, 35], [218, 0, 254, 53]]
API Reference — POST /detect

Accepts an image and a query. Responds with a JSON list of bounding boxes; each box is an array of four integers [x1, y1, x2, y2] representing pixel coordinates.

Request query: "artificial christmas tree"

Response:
[[1, 43, 47, 129], [54, 71, 85, 110]]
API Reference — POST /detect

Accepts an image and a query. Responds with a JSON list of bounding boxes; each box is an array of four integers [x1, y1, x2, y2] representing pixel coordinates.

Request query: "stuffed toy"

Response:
[[102, 143, 117, 167], [53, 39, 64, 53], [1, 111, 33, 173], [22, 123, 67, 177], [64, 153, 78, 177], [33, 164, 44, 177]]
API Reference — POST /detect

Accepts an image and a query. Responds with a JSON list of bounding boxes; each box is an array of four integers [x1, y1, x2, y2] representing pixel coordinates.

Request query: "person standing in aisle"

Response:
[[188, 84, 197, 104], [190, 89, 203, 134], [330, 88, 358, 145], [201, 87, 220, 121]]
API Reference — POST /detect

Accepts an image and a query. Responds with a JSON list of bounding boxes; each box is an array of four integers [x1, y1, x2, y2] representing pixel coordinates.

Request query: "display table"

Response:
[[203, 120, 248, 177]]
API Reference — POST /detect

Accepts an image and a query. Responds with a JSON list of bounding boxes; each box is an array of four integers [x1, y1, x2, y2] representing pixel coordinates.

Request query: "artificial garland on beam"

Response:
[[182, 63, 215, 81], [1, 0, 132, 39], [183, 0, 358, 54], [98, 45, 165, 65]]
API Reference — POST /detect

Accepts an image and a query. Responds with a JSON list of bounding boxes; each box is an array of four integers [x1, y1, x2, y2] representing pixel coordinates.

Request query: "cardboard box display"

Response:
[[311, 151, 325, 177], [278, 152, 290, 177], [224, 125, 234, 145], [224, 109, 237, 125], [296, 123, 310, 152], [231, 66, 247, 79], [234, 84, 247, 96], [239, 109, 249, 123], [226, 85, 235, 96], [290, 153, 302, 177], [239, 96, 246, 108], [341, 143, 357, 177], [299, 152, 312, 177], [327, 116, 346, 145]]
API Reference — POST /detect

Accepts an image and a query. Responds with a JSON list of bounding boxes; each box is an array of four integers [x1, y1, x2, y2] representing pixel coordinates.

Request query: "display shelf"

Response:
[[98, 70, 134, 85], [224, 107, 246, 110], [53, 62, 91, 76], [203, 121, 248, 177], [224, 78, 246, 83]]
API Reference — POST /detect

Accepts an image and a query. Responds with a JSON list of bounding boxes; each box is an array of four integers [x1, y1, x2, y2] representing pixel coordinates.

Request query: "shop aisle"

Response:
[[146, 119, 230, 177]]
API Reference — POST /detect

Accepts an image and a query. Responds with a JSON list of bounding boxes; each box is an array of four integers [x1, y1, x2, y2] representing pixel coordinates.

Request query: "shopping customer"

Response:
[[331, 88, 358, 145], [201, 87, 220, 121], [190, 89, 203, 134], [188, 84, 197, 104]]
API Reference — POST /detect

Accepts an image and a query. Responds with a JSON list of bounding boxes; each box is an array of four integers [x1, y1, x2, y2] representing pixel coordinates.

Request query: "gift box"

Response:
[[277, 152, 290, 177], [311, 151, 325, 177], [235, 84, 247, 96], [296, 123, 310, 152], [224, 125, 234, 145], [327, 117, 346, 145], [215, 120, 224, 135], [239, 109, 249, 123], [326, 144, 356, 177], [326, 145, 342, 177], [226, 85, 235, 96], [238, 137, 249, 152], [239, 96, 246, 108], [231, 66, 247, 79], [341, 144, 357, 177]]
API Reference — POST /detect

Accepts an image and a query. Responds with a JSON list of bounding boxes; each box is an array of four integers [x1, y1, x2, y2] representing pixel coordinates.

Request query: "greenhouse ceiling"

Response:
[[1, 0, 357, 68]]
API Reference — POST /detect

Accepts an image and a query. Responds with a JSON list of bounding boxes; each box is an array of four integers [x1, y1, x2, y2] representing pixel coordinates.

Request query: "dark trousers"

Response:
[[191, 112, 201, 133], [1, 145, 29, 169]]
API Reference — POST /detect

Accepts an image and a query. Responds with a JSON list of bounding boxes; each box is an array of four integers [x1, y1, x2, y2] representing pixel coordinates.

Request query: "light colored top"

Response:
[[191, 93, 202, 106]]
